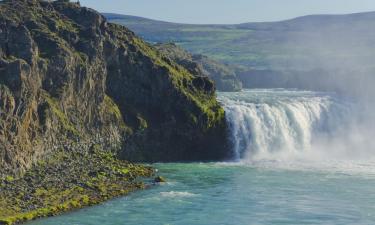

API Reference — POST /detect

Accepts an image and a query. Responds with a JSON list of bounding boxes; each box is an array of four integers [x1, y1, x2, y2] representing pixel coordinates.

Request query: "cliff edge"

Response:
[[0, 0, 230, 223], [0, 0, 230, 175]]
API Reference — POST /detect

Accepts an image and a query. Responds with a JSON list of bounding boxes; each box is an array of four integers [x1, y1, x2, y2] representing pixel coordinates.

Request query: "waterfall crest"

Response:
[[218, 89, 353, 161]]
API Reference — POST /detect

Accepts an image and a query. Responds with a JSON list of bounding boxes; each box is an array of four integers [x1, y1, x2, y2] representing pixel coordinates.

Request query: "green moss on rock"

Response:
[[0, 149, 154, 225], [43, 94, 80, 137], [155, 43, 243, 92]]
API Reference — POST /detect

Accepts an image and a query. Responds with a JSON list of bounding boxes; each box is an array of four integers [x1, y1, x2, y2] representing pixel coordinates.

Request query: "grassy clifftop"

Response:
[[155, 43, 242, 92]]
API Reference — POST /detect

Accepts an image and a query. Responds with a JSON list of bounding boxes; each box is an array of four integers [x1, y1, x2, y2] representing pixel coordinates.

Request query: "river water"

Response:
[[28, 89, 375, 225]]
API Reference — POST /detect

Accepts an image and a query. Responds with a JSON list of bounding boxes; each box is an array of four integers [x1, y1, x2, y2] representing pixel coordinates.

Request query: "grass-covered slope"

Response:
[[105, 14, 254, 66], [155, 43, 242, 91], [105, 12, 375, 70]]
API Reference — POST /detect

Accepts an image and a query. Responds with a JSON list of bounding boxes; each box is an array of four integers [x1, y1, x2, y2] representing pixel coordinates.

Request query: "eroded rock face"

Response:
[[0, 0, 230, 175]]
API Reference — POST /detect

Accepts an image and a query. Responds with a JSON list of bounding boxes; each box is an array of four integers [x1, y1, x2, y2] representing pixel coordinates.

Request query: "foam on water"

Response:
[[160, 191, 199, 198], [216, 159, 375, 178], [217, 89, 375, 176]]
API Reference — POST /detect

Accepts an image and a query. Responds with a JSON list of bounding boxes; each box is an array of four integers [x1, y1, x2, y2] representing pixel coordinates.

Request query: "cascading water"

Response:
[[218, 89, 354, 162]]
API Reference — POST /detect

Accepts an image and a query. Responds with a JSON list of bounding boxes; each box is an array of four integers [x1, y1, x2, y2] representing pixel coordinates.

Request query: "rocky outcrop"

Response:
[[155, 43, 242, 92], [0, 0, 230, 176]]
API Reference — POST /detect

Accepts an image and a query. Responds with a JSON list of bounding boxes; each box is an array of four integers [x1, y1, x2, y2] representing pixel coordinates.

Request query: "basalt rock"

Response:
[[154, 176, 166, 183], [0, 0, 230, 176]]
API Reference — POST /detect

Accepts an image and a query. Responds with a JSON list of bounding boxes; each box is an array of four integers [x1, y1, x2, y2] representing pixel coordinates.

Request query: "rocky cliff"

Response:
[[0, 0, 230, 176], [155, 43, 242, 92]]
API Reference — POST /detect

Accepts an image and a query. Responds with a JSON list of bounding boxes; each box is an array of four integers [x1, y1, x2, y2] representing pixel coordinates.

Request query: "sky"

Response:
[[79, 0, 375, 24]]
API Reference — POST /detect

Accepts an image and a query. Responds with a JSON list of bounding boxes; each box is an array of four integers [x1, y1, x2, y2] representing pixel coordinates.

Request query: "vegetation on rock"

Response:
[[0, 148, 154, 225], [155, 43, 242, 92]]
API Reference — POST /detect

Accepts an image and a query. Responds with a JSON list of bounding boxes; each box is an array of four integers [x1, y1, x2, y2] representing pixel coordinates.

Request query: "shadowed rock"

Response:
[[0, 0, 230, 176]]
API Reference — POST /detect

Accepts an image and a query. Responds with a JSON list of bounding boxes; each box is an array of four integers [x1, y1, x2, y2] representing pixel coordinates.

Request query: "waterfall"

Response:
[[218, 89, 353, 162]]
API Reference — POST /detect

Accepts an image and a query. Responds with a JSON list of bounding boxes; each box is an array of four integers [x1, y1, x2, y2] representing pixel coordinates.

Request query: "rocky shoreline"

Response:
[[0, 149, 154, 225]]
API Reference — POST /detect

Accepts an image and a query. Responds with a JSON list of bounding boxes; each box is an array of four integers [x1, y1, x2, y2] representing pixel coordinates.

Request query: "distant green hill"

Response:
[[104, 12, 375, 71], [104, 12, 375, 96]]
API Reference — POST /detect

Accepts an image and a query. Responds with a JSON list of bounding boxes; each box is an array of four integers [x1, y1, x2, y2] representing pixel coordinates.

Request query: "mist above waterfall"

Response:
[[220, 13, 375, 163], [218, 89, 375, 164], [280, 15, 375, 161]]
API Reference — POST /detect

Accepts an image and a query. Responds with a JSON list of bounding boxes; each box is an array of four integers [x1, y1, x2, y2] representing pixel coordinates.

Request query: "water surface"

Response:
[[28, 89, 375, 225], [28, 162, 375, 225]]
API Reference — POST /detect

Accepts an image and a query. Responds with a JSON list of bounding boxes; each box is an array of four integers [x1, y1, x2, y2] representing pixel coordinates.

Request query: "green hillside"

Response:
[[104, 12, 375, 71]]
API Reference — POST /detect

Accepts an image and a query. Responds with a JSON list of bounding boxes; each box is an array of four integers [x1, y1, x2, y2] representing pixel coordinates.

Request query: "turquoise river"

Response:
[[28, 89, 375, 225]]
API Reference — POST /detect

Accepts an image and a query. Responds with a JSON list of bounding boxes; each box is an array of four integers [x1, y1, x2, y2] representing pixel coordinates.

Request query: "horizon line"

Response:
[[101, 10, 375, 25]]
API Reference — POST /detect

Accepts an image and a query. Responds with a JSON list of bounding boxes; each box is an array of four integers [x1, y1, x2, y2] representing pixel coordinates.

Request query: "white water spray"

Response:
[[218, 89, 355, 162]]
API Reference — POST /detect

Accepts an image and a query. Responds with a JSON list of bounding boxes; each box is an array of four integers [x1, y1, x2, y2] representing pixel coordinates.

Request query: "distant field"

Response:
[[104, 12, 375, 96], [105, 12, 375, 72]]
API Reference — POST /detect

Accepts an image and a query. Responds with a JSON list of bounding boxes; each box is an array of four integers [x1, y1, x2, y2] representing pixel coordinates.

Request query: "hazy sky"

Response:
[[79, 0, 375, 24]]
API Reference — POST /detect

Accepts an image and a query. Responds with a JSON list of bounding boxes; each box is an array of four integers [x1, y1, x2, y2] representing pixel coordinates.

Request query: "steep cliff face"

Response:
[[155, 43, 242, 92], [0, 0, 230, 175]]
